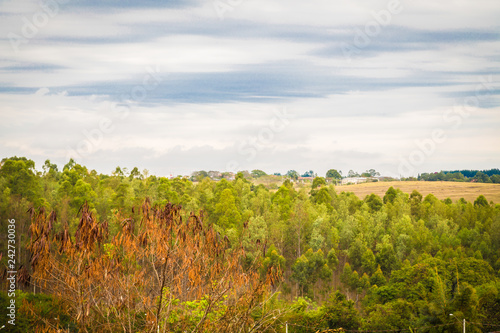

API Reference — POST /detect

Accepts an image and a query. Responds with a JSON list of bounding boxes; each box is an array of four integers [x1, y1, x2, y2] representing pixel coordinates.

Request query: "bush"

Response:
[[0, 291, 74, 332]]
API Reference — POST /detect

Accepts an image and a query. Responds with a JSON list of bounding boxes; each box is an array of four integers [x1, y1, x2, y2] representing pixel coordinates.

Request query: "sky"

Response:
[[0, 0, 499, 178]]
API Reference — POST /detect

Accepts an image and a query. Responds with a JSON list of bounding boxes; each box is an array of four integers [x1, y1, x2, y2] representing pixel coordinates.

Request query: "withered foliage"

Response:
[[27, 200, 283, 332]]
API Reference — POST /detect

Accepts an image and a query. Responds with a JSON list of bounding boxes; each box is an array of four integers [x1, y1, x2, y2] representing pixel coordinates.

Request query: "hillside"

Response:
[[336, 180, 500, 203]]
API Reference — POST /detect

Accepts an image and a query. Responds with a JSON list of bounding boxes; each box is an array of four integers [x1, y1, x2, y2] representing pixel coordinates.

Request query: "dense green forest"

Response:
[[1, 157, 500, 332]]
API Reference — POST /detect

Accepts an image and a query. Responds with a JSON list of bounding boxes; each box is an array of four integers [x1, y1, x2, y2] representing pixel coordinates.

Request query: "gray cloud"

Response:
[[0, 0, 499, 177]]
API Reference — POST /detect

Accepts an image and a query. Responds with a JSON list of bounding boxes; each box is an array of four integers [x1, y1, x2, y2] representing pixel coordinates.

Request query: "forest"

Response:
[[417, 170, 500, 183], [1, 156, 500, 332]]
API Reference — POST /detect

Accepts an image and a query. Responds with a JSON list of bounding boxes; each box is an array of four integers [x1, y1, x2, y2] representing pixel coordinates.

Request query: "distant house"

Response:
[[341, 177, 382, 185], [208, 171, 222, 180], [341, 177, 368, 185]]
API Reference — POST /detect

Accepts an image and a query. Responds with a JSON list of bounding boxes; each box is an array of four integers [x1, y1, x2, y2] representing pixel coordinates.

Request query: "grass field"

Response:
[[336, 181, 500, 203]]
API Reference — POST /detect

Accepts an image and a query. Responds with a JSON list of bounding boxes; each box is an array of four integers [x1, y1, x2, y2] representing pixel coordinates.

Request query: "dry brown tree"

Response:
[[27, 200, 285, 332]]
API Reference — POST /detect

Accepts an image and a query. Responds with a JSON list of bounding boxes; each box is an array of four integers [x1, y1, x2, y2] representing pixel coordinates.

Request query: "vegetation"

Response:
[[1, 157, 500, 332], [416, 169, 500, 183], [326, 169, 342, 180]]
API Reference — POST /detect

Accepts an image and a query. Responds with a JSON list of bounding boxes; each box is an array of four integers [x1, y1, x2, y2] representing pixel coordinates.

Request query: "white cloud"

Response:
[[0, 0, 499, 176], [208, 0, 500, 29]]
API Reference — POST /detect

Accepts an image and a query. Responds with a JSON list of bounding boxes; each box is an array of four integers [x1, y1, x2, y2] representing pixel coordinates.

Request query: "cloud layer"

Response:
[[0, 0, 499, 177]]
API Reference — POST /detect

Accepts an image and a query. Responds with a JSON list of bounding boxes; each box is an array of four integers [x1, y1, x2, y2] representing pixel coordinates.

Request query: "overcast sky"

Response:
[[1, 0, 499, 177]]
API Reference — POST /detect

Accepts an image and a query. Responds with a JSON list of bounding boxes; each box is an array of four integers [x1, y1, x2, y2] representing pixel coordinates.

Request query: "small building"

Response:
[[341, 177, 368, 185], [341, 177, 381, 185], [297, 176, 314, 183]]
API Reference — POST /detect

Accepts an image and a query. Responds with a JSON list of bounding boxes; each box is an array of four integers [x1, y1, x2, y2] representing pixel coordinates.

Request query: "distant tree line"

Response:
[[191, 169, 382, 182], [418, 169, 500, 183]]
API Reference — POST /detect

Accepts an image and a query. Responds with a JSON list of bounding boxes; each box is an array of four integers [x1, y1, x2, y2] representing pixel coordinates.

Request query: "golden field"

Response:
[[336, 181, 500, 203]]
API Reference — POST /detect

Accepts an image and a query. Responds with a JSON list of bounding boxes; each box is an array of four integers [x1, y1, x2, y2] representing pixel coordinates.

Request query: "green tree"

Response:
[[474, 195, 489, 207], [474, 171, 491, 183], [0, 157, 42, 203], [42, 159, 59, 179], [112, 182, 131, 210], [383, 186, 398, 204], [376, 239, 399, 274], [285, 292, 361, 332], [243, 216, 268, 255], [128, 167, 142, 180], [365, 194, 383, 212], [313, 187, 333, 209], [251, 169, 267, 178], [364, 299, 414, 331], [72, 179, 97, 209], [292, 249, 330, 296], [112, 166, 124, 177], [286, 170, 299, 180], [347, 170, 359, 177], [235, 171, 247, 182], [302, 170, 315, 177], [326, 169, 342, 179], [490, 174, 500, 183], [348, 238, 367, 270], [361, 248, 377, 275], [341, 262, 360, 292], [327, 248, 339, 268], [63, 158, 76, 171], [312, 177, 326, 189], [309, 217, 326, 252], [321, 291, 361, 330], [261, 244, 286, 279], [370, 266, 386, 287], [409, 189, 423, 217], [214, 188, 242, 230], [359, 273, 371, 290], [477, 282, 500, 327], [272, 184, 294, 220]]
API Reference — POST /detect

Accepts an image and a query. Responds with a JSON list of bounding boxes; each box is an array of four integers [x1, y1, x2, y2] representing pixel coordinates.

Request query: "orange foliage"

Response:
[[27, 200, 283, 332]]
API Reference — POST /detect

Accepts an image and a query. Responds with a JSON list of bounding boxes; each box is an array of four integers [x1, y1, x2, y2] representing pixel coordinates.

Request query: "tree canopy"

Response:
[[1, 157, 500, 332]]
